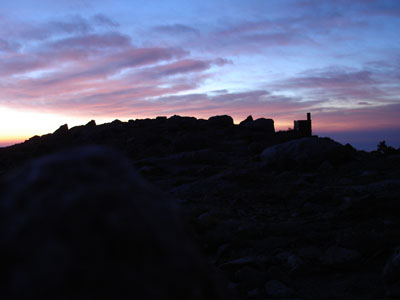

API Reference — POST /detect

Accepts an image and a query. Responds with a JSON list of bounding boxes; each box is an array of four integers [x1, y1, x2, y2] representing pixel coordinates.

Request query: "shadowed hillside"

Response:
[[0, 114, 400, 299]]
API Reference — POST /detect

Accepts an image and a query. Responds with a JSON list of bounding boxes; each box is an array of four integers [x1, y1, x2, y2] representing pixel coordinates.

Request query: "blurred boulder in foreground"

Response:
[[261, 137, 356, 169], [0, 146, 231, 300]]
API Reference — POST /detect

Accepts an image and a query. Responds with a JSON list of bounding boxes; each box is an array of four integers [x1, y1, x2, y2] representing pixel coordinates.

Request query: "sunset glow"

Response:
[[1, 0, 399, 150]]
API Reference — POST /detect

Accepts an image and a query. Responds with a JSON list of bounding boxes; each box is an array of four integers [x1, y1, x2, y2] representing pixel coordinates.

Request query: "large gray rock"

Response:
[[0, 146, 230, 300], [261, 137, 351, 167]]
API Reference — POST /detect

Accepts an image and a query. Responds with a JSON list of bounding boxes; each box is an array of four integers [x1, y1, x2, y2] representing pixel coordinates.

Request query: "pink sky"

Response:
[[0, 0, 399, 150]]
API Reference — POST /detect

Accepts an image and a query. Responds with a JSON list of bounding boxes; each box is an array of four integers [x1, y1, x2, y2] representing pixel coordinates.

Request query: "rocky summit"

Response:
[[0, 114, 400, 300]]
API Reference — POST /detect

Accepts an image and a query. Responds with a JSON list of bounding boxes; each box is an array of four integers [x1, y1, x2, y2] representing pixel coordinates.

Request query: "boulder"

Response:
[[239, 117, 274, 133], [261, 137, 352, 168], [207, 115, 234, 127], [167, 115, 198, 129], [252, 118, 275, 133], [0, 146, 230, 300]]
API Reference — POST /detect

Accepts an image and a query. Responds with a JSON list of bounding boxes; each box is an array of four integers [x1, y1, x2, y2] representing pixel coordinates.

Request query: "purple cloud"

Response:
[[16, 15, 94, 41], [0, 39, 20, 53], [49, 33, 132, 50], [139, 57, 231, 79], [91, 14, 119, 27], [314, 102, 400, 132], [152, 24, 199, 36], [214, 58, 233, 66], [0, 55, 48, 76], [282, 69, 375, 89], [270, 66, 396, 104], [49, 15, 92, 35], [186, 14, 365, 55], [153, 59, 212, 76], [1, 14, 120, 43]]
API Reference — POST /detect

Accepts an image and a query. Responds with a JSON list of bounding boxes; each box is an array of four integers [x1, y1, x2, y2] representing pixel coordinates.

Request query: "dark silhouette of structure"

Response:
[[294, 113, 312, 137]]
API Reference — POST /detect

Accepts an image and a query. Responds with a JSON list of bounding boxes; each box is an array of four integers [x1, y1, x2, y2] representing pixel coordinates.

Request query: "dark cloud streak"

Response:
[[152, 24, 199, 36]]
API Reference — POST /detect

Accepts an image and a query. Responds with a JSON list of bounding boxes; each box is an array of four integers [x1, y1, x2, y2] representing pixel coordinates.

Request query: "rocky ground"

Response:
[[1, 115, 400, 299]]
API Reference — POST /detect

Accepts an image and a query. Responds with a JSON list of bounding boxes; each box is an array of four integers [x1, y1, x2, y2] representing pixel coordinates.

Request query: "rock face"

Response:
[[0, 146, 230, 300]]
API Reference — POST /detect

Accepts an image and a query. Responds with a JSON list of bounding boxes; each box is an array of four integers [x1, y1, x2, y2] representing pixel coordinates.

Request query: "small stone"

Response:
[[276, 252, 303, 273], [297, 246, 322, 261], [219, 255, 269, 270], [247, 287, 262, 298], [235, 266, 266, 289], [265, 280, 294, 298], [321, 246, 360, 267], [197, 210, 221, 228]]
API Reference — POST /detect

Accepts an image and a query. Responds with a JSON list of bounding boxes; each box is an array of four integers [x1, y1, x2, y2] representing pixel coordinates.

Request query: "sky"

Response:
[[0, 0, 399, 150]]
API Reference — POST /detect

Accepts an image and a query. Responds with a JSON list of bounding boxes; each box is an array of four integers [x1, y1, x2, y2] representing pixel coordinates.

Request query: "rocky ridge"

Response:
[[0, 114, 400, 299]]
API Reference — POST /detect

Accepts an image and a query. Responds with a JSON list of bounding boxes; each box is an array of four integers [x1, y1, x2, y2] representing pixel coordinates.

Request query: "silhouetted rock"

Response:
[[111, 119, 123, 125], [53, 124, 68, 135], [253, 118, 275, 132], [239, 115, 253, 126], [156, 116, 167, 122], [168, 115, 197, 127], [239, 117, 275, 133], [85, 120, 96, 127], [207, 115, 234, 127], [261, 137, 352, 168], [0, 146, 230, 300]]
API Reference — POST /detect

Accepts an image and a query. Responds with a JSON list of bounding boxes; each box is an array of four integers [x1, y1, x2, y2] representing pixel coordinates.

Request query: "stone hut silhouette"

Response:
[[294, 113, 312, 137]]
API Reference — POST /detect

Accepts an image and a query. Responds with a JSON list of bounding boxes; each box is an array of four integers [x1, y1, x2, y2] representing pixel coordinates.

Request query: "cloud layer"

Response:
[[0, 0, 399, 149]]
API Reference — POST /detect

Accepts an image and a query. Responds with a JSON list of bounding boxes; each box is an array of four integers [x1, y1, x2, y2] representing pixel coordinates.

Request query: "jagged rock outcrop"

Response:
[[239, 115, 253, 126], [53, 124, 68, 135]]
